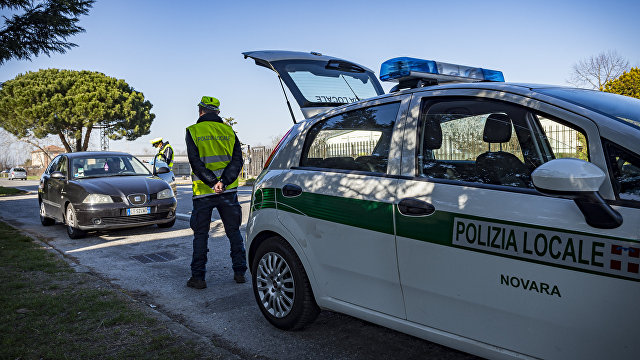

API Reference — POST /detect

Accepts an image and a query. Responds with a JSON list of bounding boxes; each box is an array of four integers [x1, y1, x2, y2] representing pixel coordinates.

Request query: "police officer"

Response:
[[150, 137, 175, 169], [185, 96, 246, 289]]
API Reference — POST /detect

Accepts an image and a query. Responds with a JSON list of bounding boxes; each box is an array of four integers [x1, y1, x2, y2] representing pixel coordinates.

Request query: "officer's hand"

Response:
[[214, 181, 225, 194]]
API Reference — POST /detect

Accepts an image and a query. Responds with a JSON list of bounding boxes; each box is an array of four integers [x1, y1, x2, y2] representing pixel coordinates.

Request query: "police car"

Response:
[[243, 50, 640, 360]]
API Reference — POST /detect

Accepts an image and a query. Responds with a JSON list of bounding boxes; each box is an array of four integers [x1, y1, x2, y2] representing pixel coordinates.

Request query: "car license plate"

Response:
[[127, 207, 150, 216]]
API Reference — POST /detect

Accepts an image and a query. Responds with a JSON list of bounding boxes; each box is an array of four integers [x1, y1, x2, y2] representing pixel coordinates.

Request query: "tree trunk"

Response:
[[82, 125, 92, 151], [58, 131, 73, 152]]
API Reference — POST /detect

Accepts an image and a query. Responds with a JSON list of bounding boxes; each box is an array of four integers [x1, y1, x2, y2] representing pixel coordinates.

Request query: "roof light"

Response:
[[380, 57, 504, 83]]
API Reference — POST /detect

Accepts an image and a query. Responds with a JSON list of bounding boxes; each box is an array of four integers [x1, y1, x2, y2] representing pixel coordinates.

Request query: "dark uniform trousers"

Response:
[[190, 191, 247, 279]]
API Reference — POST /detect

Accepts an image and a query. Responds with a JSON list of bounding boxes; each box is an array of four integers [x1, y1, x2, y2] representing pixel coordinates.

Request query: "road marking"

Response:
[[176, 213, 191, 221]]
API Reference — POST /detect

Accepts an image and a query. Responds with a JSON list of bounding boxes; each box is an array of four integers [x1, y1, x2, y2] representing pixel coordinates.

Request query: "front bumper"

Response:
[[73, 198, 177, 231]]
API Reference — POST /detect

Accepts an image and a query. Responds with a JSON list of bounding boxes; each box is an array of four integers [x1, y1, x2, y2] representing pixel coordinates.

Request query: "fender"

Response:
[[247, 209, 326, 304]]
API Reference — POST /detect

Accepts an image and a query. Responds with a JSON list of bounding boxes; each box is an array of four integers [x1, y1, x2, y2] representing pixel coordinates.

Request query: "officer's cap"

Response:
[[198, 96, 220, 111]]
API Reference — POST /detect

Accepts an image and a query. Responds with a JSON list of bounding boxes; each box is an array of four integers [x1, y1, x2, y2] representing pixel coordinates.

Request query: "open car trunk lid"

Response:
[[243, 50, 385, 120]]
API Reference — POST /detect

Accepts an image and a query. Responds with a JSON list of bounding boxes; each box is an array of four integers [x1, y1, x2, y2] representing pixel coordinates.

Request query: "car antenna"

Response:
[[277, 75, 297, 124], [341, 74, 360, 101]]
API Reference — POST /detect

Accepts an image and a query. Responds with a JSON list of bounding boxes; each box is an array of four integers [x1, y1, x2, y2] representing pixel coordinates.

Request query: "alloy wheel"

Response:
[[256, 252, 295, 318]]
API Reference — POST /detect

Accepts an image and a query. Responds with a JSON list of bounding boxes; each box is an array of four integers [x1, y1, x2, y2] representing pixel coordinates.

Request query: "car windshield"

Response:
[[534, 87, 640, 130], [71, 155, 151, 179], [13, 168, 25, 172]]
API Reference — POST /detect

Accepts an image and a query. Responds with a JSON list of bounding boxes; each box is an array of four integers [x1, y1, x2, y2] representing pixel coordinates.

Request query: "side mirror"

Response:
[[155, 166, 170, 175], [50, 171, 66, 180], [532, 158, 622, 229]]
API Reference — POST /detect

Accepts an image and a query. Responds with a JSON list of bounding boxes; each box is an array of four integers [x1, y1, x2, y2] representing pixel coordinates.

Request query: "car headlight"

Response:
[[83, 194, 113, 204], [157, 188, 174, 199]]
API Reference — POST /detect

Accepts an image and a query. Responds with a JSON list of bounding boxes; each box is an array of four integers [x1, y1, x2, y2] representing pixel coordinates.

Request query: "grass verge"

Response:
[[0, 221, 222, 359], [0, 186, 27, 196]]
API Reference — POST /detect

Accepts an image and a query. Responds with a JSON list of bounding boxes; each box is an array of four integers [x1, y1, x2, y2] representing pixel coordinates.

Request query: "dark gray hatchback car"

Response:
[[38, 151, 177, 238]]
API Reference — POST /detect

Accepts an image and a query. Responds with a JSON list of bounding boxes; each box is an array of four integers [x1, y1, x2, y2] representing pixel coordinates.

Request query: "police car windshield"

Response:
[[272, 60, 383, 107], [534, 87, 640, 130]]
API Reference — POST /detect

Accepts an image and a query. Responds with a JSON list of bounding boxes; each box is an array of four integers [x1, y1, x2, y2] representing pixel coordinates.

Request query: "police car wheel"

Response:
[[252, 235, 319, 330], [39, 201, 55, 226], [65, 203, 86, 239]]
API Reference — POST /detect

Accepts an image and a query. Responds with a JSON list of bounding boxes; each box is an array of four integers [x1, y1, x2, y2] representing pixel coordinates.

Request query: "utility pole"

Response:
[[98, 121, 110, 151]]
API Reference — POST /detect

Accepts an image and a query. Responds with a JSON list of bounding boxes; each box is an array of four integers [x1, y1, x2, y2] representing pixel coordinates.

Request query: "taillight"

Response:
[[263, 128, 293, 169]]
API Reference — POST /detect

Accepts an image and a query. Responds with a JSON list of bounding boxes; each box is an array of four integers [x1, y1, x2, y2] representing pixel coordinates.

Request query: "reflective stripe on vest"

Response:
[[159, 143, 174, 167], [187, 121, 238, 196]]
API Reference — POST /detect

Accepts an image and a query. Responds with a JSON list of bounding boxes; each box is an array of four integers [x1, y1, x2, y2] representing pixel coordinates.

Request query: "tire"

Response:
[[157, 217, 176, 228], [65, 203, 86, 239], [252, 235, 319, 330], [39, 201, 55, 226]]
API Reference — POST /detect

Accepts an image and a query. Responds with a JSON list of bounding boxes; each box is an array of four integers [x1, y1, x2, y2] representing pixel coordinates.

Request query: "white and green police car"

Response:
[[243, 50, 640, 360]]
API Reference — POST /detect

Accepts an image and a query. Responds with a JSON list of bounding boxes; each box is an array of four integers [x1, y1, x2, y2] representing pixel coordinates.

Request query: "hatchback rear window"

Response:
[[272, 60, 384, 108]]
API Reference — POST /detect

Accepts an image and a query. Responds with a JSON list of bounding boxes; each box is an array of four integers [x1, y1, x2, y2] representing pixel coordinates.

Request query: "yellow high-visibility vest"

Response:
[[187, 122, 238, 196], [158, 143, 174, 168]]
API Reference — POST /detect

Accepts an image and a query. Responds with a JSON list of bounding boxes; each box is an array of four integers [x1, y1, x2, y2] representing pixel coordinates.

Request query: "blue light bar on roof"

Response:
[[380, 57, 504, 83]]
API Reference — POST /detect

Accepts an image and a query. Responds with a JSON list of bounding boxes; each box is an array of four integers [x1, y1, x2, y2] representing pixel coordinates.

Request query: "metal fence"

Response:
[[543, 124, 587, 159], [308, 140, 377, 159], [433, 124, 586, 161], [240, 125, 586, 178], [242, 146, 273, 179]]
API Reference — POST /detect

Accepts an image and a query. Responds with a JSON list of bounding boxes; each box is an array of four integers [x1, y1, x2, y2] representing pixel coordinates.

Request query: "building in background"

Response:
[[31, 145, 66, 168]]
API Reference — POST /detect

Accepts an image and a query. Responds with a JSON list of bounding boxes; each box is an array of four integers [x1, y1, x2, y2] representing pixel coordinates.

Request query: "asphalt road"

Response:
[[0, 179, 478, 360]]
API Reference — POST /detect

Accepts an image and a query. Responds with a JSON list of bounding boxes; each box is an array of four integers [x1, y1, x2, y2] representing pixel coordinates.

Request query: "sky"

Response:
[[2, 0, 640, 158]]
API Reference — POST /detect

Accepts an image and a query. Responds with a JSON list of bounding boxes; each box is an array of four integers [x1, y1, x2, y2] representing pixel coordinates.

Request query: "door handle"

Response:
[[282, 184, 302, 197], [397, 198, 435, 216]]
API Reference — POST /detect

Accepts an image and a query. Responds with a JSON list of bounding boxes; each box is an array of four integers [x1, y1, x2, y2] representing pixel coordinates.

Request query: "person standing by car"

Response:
[[185, 96, 246, 289], [150, 137, 175, 169]]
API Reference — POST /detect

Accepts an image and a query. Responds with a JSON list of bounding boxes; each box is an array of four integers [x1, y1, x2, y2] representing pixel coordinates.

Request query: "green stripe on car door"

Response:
[[275, 188, 395, 235]]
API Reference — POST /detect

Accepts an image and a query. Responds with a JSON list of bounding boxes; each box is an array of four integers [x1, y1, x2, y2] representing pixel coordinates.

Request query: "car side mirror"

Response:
[[50, 171, 66, 180], [532, 158, 622, 229], [155, 166, 170, 175]]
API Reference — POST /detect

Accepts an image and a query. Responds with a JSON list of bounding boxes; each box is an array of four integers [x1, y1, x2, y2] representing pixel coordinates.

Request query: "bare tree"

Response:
[[0, 130, 13, 169], [0, 129, 35, 168], [0, 128, 72, 168], [269, 133, 286, 148], [568, 50, 630, 90]]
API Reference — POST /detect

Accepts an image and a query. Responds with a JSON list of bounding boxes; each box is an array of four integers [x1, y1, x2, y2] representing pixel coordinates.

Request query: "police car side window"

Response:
[[532, 114, 589, 162], [418, 98, 589, 189], [300, 102, 400, 173], [604, 141, 640, 204]]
